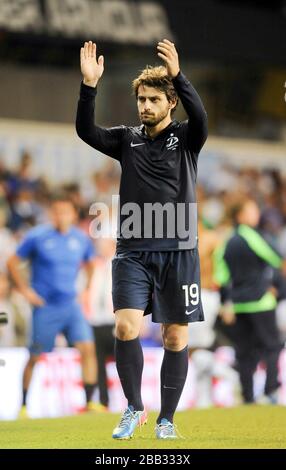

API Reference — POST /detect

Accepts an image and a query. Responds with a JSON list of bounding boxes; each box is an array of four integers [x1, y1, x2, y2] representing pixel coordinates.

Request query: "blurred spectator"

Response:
[[189, 219, 221, 353], [82, 160, 120, 206], [7, 193, 97, 417], [88, 237, 116, 410], [8, 188, 43, 232], [214, 198, 284, 404], [188, 219, 239, 407], [0, 272, 30, 347], [1, 141, 286, 410], [0, 158, 12, 186], [7, 151, 39, 200], [0, 272, 17, 347], [0, 204, 17, 273], [63, 183, 90, 223]]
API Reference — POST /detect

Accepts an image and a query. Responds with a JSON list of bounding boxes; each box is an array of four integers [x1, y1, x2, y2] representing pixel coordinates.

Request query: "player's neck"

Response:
[[144, 116, 172, 139], [55, 225, 72, 234]]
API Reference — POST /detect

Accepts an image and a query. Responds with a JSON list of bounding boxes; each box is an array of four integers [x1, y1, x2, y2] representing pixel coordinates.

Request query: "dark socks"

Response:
[[157, 346, 189, 424], [84, 383, 97, 403], [22, 389, 27, 406], [115, 337, 144, 411]]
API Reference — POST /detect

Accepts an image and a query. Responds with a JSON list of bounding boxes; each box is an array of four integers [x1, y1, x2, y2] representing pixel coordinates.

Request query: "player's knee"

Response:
[[28, 355, 40, 367], [163, 330, 186, 351], [76, 341, 95, 357], [162, 323, 189, 351], [115, 319, 138, 340], [163, 335, 180, 350], [85, 342, 95, 356]]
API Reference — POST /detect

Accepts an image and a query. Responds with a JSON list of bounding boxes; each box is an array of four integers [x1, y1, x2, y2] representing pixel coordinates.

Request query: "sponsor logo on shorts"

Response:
[[185, 307, 198, 316]]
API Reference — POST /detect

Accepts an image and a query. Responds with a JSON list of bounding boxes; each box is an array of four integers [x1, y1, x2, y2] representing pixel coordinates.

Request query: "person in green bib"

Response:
[[214, 198, 285, 404]]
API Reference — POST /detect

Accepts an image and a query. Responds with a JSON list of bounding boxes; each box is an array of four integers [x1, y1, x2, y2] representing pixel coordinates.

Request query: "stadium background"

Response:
[[0, 0, 286, 422]]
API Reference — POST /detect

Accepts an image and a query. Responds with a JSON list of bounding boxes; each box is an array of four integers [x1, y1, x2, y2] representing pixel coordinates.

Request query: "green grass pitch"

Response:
[[0, 406, 285, 449]]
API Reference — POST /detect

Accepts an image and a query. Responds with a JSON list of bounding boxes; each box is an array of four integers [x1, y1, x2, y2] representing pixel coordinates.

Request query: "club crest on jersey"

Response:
[[68, 238, 81, 251], [166, 133, 179, 151], [44, 239, 56, 250]]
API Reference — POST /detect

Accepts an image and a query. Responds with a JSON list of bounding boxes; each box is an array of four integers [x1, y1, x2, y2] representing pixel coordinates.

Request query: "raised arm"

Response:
[[157, 39, 208, 153], [76, 41, 125, 161]]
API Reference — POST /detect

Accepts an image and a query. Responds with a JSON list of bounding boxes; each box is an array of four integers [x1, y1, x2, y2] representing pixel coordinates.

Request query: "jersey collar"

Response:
[[140, 120, 177, 141]]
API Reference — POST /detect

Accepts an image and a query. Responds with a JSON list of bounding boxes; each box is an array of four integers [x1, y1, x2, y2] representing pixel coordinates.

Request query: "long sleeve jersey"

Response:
[[214, 224, 284, 313], [76, 72, 208, 251]]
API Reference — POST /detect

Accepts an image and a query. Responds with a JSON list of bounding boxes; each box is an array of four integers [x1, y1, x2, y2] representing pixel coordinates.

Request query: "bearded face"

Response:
[[137, 85, 174, 128]]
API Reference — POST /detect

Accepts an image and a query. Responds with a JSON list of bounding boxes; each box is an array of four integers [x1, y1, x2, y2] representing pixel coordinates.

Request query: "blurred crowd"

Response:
[[199, 164, 286, 248], [1, 150, 286, 349]]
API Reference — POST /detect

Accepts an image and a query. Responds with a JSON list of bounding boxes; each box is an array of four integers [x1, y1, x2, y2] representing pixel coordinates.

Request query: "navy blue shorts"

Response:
[[30, 301, 93, 355], [112, 250, 204, 324]]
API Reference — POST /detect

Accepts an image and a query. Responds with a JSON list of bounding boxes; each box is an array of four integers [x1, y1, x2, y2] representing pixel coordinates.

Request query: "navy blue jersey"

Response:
[[76, 72, 207, 251]]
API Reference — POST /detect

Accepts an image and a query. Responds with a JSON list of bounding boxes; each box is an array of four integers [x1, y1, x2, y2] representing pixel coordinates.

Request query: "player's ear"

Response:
[[169, 98, 177, 111]]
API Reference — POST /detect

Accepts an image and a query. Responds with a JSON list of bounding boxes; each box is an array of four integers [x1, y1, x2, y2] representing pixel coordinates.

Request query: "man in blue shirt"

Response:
[[7, 194, 97, 417]]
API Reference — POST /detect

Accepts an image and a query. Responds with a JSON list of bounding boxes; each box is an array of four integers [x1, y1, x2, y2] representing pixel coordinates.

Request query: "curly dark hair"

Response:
[[132, 65, 178, 112]]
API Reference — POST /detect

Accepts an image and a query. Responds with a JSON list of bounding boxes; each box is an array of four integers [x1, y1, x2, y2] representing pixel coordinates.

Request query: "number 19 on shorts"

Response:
[[182, 284, 199, 307]]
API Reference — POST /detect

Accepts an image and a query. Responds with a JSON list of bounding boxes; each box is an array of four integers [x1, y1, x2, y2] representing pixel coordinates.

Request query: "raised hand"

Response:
[[157, 39, 180, 78], [80, 41, 104, 88]]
